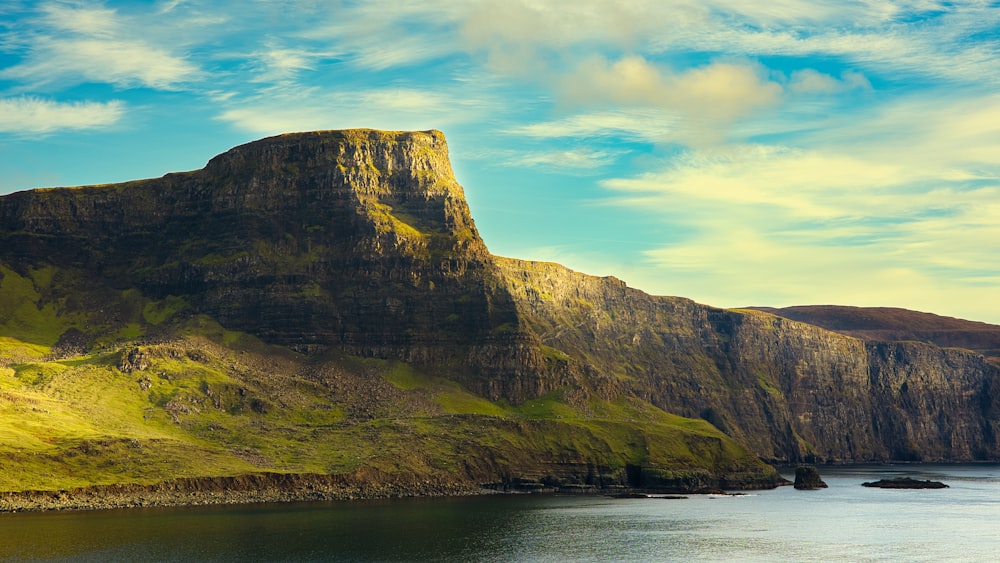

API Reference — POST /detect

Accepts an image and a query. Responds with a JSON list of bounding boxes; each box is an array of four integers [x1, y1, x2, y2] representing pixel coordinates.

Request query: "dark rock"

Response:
[[793, 466, 828, 490], [118, 347, 150, 373], [861, 477, 949, 489]]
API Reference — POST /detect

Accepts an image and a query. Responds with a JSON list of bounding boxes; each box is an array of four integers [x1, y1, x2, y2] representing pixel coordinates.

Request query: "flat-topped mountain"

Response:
[[1, 129, 998, 506]]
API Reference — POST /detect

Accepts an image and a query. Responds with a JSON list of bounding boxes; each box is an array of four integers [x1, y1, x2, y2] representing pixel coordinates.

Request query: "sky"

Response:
[[1, 1, 1000, 324]]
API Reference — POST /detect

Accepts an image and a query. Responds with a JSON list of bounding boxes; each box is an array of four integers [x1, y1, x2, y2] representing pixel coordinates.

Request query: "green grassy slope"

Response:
[[0, 320, 777, 493]]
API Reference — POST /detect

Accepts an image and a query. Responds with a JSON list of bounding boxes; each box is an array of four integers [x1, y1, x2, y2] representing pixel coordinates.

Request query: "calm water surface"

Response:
[[2, 464, 998, 562]]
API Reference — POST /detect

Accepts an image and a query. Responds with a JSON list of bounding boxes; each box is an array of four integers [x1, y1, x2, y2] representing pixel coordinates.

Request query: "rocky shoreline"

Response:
[[0, 473, 489, 513], [0, 469, 787, 513]]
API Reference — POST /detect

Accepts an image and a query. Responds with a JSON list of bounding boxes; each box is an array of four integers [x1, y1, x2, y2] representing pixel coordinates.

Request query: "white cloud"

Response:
[[249, 42, 336, 83], [0, 97, 124, 134], [215, 87, 485, 136], [459, 0, 702, 58], [505, 148, 622, 171], [348, 34, 455, 71], [558, 57, 781, 122], [602, 145, 932, 219], [789, 69, 872, 94], [676, 7, 1000, 86], [2, 37, 200, 90], [0, 1, 201, 90], [299, 2, 464, 70], [39, 2, 120, 37], [451, 0, 1000, 89], [506, 110, 679, 143]]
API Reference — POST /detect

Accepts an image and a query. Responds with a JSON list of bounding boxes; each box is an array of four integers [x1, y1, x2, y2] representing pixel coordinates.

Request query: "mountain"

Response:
[[1, 129, 997, 508], [752, 306, 1000, 367]]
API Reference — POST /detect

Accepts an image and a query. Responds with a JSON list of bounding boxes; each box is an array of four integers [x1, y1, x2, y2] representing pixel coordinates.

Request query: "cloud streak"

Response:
[[214, 86, 489, 136], [2, 37, 200, 90], [0, 97, 124, 134], [0, 2, 200, 90]]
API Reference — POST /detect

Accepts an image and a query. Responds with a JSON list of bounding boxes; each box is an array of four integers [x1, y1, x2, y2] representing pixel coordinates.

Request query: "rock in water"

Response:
[[861, 477, 948, 489], [793, 466, 828, 490]]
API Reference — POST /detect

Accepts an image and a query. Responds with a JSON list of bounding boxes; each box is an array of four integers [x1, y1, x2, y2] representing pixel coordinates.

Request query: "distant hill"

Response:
[[751, 306, 1000, 366]]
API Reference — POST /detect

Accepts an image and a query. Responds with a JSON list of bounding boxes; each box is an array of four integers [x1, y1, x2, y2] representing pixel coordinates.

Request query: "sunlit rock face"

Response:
[[493, 257, 1000, 462], [2, 129, 998, 463], [0, 130, 536, 387]]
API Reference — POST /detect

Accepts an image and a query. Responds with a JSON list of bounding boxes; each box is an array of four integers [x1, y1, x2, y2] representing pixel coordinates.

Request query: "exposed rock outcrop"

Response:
[[793, 466, 828, 490], [861, 477, 948, 489], [0, 130, 545, 393]]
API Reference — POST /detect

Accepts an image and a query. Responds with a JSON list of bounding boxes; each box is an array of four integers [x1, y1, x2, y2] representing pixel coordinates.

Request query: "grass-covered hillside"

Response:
[[0, 314, 777, 493]]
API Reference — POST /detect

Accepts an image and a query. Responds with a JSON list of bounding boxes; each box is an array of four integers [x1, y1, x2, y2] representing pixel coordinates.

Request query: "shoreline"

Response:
[[0, 470, 785, 513], [0, 473, 488, 513]]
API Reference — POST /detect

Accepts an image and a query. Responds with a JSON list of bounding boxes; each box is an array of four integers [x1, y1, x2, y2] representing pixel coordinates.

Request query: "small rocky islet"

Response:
[[793, 466, 829, 490], [861, 477, 949, 489]]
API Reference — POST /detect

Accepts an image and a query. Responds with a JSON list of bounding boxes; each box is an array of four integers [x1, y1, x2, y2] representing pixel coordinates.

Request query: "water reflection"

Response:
[[2, 465, 998, 562]]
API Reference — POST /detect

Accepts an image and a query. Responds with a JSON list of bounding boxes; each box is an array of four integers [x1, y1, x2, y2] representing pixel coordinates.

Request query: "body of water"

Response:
[[2, 464, 998, 562]]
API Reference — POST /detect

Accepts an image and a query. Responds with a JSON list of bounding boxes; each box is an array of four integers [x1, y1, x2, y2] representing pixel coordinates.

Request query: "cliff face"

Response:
[[0, 130, 543, 386], [2, 129, 998, 473], [754, 305, 1000, 367], [494, 257, 1000, 462]]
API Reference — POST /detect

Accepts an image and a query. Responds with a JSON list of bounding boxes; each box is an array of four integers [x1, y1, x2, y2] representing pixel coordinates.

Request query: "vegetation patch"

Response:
[[143, 295, 189, 325]]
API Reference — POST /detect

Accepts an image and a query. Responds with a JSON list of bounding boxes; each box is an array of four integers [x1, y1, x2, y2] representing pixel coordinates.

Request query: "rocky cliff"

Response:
[[495, 258, 1000, 462], [1, 130, 997, 501], [0, 130, 546, 385]]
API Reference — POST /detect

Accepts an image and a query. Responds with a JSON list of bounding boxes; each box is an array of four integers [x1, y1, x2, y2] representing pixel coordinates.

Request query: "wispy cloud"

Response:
[[599, 89, 1000, 317], [504, 148, 623, 171], [2, 37, 200, 90], [0, 97, 124, 135], [298, 1, 465, 70], [215, 87, 487, 136], [248, 42, 337, 84], [665, 5, 1000, 86], [506, 110, 679, 143], [0, 2, 200, 90]]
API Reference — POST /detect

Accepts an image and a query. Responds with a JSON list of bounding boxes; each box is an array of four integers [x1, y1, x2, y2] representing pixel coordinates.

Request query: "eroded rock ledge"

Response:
[[0, 473, 485, 513], [0, 466, 789, 513]]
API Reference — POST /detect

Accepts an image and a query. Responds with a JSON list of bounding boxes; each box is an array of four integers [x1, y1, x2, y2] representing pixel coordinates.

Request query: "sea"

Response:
[[1, 464, 998, 562]]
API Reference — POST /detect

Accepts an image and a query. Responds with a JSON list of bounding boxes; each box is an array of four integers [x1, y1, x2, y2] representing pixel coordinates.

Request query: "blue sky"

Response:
[[2, 1, 1000, 324]]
